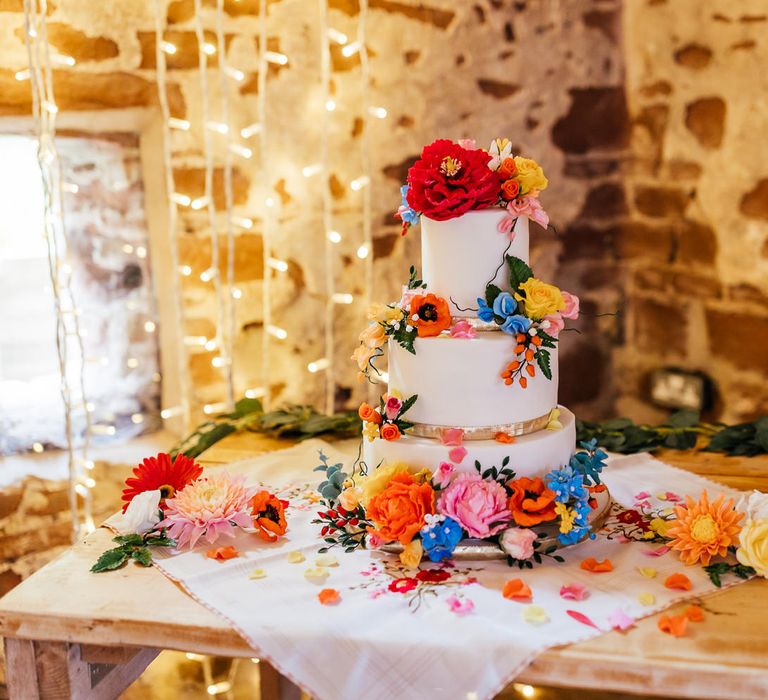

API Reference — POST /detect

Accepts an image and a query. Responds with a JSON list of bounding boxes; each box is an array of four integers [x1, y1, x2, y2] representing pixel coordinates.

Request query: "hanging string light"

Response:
[[153, 0, 193, 431], [22, 0, 94, 539]]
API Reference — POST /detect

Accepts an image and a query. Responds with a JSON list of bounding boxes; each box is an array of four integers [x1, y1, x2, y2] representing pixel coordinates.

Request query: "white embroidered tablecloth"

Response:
[[149, 440, 748, 700]]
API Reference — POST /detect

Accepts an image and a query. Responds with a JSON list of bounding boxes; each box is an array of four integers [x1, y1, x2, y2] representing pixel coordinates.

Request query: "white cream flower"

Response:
[[488, 138, 513, 171], [114, 489, 162, 535]]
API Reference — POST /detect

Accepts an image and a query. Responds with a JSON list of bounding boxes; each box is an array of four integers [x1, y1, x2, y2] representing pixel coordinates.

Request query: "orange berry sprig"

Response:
[[500, 331, 549, 389]]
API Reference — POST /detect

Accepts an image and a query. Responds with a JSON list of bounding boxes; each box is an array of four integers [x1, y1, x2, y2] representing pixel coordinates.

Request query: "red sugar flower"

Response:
[[388, 577, 418, 594], [121, 452, 203, 512]]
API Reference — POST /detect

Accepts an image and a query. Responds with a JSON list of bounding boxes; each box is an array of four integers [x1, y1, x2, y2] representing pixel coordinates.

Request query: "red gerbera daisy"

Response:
[[121, 453, 203, 512]]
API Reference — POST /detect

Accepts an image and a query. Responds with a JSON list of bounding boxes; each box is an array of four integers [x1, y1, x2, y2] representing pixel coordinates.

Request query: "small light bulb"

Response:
[[229, 143, 253, 159], [356, 244, 369, 259], [244, 388, 266, 399], [14, 69, 30, 81], [267, 257, 289, 272], [161, 406, 183, 419], [179, 264, 192, 276], [203, 402, 228, 414], [241, 123, 262, 138], [168, 117, 190, 130], [122, 244, 134, 254], [265, 197, 275, 208], [342, 41, 361, 57], [144, 321, 156, 332], [327, 28, 348, 45], [62, 182, 79, 193], [350, 175, 370, 191], [126, 357, 139, 369], [368, 106, 388, 119], [32, 442, 44, 453], [265, 51, 288, 65], [231, 287, 242, 299], [200, 267, 216, 282], [225, 66, 245, 81], [191, 196, 209, 210], [302, 163, 322, 177], [332, 293, 354, 304], [325, 99, 336, 112], [202, 42, 216, 56], [160, 40, 177, 55], [266, 325, 288, 340], [232, 216, 253, 229], [136, 246, 147, 259], [204, 339, 217, 351], [205, 121, 228, 134], [171, 193, 192, 207], [328, 230, 342, 243], [131, 413, 144, 424], [307, 358, 330, 373], [211, 356, 230, 368], [52, 53, 76, 66]]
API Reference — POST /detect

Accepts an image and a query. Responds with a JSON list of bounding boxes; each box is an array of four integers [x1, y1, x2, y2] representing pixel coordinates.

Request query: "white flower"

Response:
[[113, 489, 162, 535], [737, 490, 768, 521], [488, 138, 513, 171]]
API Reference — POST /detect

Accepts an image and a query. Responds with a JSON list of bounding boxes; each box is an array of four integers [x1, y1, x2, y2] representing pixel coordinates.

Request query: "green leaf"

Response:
[[113, 534, 143, 547], [506, 255, 533, 290], [601, 417, 634, 431], [233, 397, 264, 417], [667, 409, 700, 429], [399, 394, 418, 416], [485, 284, 503, 308], [130, 547, 153, 567], [91, 547, 130, 573], [536, 329, 557, 348], [144, 536, 176, 547], [536, 349, 552, 380], [179, 423, 237, 458]]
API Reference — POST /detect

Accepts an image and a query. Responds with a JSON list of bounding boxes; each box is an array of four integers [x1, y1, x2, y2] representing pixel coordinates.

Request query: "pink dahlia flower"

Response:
[[437, 473, 512, 538], [159, 472, 257, 549]]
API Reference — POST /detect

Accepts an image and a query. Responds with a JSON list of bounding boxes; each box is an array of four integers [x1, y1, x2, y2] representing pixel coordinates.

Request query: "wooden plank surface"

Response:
[[1, 433, 767, 699]]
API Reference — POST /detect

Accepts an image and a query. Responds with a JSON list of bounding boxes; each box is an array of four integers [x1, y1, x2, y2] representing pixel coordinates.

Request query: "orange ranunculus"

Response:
[[367, 473, 435, 545], [498, 157, 518, 179], [380, 423, 401, 441], [501, 179, 520, 201], [250, 490, 288, 542], [358, 403, 382, 424], [409, 293, 452, 338], [507, 477, 558, 527]]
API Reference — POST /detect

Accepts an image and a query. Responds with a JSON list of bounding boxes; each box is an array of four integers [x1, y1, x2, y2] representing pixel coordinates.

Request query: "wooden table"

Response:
[[2, 433, 768, 700]]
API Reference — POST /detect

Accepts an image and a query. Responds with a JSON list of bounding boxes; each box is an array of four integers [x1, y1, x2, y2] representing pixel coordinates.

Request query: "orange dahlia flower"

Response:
[[367, 473, 435, 545], [508, 477, 558, 526], [667, 491, 743, 566], [409, 293, 452, 337], [250, 490, 288, 542]]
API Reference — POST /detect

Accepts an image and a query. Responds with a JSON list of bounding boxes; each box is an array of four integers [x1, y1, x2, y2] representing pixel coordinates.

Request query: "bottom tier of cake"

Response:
[[362, 406, 576, 479]]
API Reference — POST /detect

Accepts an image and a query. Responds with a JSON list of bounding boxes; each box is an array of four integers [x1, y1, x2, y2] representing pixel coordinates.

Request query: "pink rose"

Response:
[[367, 531, 384, 549], [448, 446, 467, 464], [504, 196, 549, 229], [499, 527, 537, 559], [437, 473, 511, 538], [398, 286, 418, 310], [433, 461, 455, 488], [449, 320, 477, 339], [439, 428, 464, 446], [561, 291, 580, 320], [541, 313, 564, 337], [384, 396, 402, 420]]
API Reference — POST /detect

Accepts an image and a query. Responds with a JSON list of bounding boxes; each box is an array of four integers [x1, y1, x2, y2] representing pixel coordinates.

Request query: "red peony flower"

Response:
[[388, 577, 418, 594], [406, 139, 503, 221], [121, 452, 203, 512], [416, 569, 451, 583]]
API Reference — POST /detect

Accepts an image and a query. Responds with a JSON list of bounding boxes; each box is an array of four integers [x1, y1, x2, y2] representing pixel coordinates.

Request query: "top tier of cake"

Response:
[[421, 210, 529, 318]]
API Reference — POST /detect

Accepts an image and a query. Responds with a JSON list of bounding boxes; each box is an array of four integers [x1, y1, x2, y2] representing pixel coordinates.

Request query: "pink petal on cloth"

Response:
[[566, 609, 601, 630], [559, 583, 589, 601], [440, 429, 464, 446], [446, 595, 474, 616], [607, 608, 635, 631], [448, 446, 468, 464], [644, 545, 670, 557], [665, 492, 682, 502], [634, 491, 651, 500]]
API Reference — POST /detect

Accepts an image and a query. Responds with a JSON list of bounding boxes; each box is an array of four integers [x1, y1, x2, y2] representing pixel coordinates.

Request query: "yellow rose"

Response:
[[513, 156, 548, 195], [358, 462, 412, 507], [359, 322, 386, 349], [736, 518, 768, 577], [338, 486, 363, 511], [399, 539, 423, 568], [515, 278, 565, 320], [351, 344, 375, 371]]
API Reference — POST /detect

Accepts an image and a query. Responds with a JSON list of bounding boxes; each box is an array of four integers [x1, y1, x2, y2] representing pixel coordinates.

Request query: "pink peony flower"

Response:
[[499, 527, 537, 559], [541, 313, 564, 338], [446, 594, 475, 616], [449, 320, 477, 339], [384, 396, 403, 420], [561, 291, 580, 320], [448, 446, 468, 464], [438, 472, 512, 538], [504, 196, 549, 229], [433, 462, 456, 488], [439, 428, 464, 446], [159, 472, 257, 549]]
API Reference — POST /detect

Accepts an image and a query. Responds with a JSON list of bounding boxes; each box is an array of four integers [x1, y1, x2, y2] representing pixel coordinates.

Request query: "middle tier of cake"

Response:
[[387, 333, 558, 431]]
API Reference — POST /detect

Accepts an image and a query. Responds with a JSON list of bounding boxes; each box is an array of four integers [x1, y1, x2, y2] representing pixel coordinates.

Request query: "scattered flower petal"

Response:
[[644, 545, 670, 557], [494, 432, 516, 444], [249, 568, 267, 579], [446, 595, 475, 616], [658, 614, 688, 637], [634, 491, 651, 501], [665, 573, 693, 591], [287, 550, 306, 564], [448, 446, 468, 464], [439, 428, 464, 446], [206, 545, 240, 561], [315, 554, 339, 567], [637, 566, 657, 578], [656, 492, 668, 501], [502, 578, 532, 601], [607, 608, 635, 631], [580, 557, 613, 573], [304, 567, 330, 581], [665, 492, 682, 502], [638, 592, 656, 607], [567, 609, 600, 630], [318, 588, 340, 605], [559, 583, 589, 601], [684, 605, 705, 622], [522, 605, 549, 626]]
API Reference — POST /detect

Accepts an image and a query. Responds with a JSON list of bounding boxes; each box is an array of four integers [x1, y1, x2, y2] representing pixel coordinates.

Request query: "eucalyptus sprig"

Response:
[[91, 531, 176, 573]]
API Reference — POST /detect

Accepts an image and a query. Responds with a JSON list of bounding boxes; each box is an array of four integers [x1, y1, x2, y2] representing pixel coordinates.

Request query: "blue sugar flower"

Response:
[[545, 465, 587, 503], [500, 314, 532, 335], [477, 297, 495, 323], [421, 517, 463, 562], [569, 439, 608, 486], [398, 185, 420, 225], [492, 291, 517, 318]]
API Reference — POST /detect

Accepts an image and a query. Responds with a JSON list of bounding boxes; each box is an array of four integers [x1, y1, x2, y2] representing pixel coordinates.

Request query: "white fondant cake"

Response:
[[421, 212, 529, 317], [388, 334, 558, 429], [363, 407, 576, 478]]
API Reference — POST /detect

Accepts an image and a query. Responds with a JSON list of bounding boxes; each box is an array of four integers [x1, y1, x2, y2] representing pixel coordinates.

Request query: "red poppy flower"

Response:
[[388, 577, 418, 594], [416, 569, 451, 583], [121, 452, 203, 512]]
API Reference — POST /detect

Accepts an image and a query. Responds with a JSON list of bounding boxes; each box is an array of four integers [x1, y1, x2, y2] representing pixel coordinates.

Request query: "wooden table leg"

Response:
[[259, 660, 304, 700], [3, 637, 158, 699]]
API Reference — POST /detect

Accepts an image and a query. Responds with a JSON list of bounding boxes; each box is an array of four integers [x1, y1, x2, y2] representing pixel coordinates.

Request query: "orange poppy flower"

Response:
[[318, 588, 341, 605], [206, 545, 239, 561], [507, 477, 558, 526], [250, 490, 288, 542], [658, 614, 688, 637], [580, 557, 614, 573], [409, 293, 452, 337], [664, 573, 692, 591], [502, 578, 532, 601]]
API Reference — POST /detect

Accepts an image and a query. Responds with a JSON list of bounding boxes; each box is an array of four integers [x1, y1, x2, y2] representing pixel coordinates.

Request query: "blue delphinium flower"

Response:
[[492, 291, 517, 317], [476, 297, 495, 323], [421, 516, 463, 563], [569, 439, 608, 486], [500, 314, 532, 335], [397, 185, 420, 225], [545, 465, 587, 502]]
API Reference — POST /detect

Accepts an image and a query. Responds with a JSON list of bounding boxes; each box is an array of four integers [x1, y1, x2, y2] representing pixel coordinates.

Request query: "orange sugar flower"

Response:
[[206, 545, 240, 561], [658, 614, 688, 638], [409, 293, 452, 337], [502, 578, 532, 601], [501, 179, 521, 201], [507, 477, 558, 527], [358, 403, 382, 424], [318, 588, 341, 605], [498, 157, 518, 179], [580, 557, 614, 573], [380, 423, 402, 441], [250, 490, 288, 542], [666, 491, 743, 566], [664, 573, 692, 591], [494, 432, 516, 444], [367, 473, 435, 545]]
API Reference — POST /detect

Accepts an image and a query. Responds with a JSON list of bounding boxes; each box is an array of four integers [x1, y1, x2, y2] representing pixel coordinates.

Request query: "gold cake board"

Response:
[[381, 487, 612, 560]]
